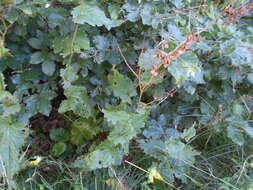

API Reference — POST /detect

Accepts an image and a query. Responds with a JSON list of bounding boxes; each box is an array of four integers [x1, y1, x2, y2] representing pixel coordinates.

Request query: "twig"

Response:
[[180, 4, 207, 11], [124, 160, 148, 173], [117, 43, 139, 79], [147, 87, 177, 105], [109, 167, 127, 190], [236, 154, 253, 184], [241, 44, 253, 49]]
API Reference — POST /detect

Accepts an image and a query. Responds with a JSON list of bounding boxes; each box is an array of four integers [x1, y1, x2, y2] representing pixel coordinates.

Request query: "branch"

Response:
[[117, 43, 139, 79]]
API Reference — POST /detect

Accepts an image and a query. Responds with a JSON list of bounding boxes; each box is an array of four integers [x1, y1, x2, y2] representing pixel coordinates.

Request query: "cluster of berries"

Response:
[[150, 34, 200, 77], [223, 3, 253, 24]]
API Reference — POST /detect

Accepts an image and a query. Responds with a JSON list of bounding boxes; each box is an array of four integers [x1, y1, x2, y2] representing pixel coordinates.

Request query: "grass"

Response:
[[11, 116, 253, 190]]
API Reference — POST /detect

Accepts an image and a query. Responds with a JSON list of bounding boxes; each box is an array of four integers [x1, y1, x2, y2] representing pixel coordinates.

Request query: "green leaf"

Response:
[[181, 124, 196, 142], [108, 69, 137, 103], [74, 30, 90, 51], [0, 40, 11, 58], [140, 3, 160, 28], [108, 4, 121, 20], [52, 142, 67, 157], [167, 24, 184, 42], [140, 138, 200, 164], [50, 128, 70, 142], [30, 51, 44, 65], [103, 110, 130, 125], [0, 118, 26, 181], [140, 138, 200, 182], [72, 3, 123, 30], [167, 52, 204, 84], [0, 73, 5, 91], [172, 0, 183, 8], [28, 38, 44, 49], [0, 91, 20, 117], [227, 126, 244, 146], [85, 107, 149, 169], [230, 46, 252, 66], [103, 107, 148, 145], [247, 73, 253, 84], [60, 65, 79, 88], [232, 102, 245, 118], [24, 90, 56, 116], [59, 85, 93, 118], [165, 139, 200, 163], [139, 139, 167, 161], [243, 125, 253, 138], [122, 2, 140, 22], [70, 119, 101, 145], [86, 141, 124, 169], [53, 29, 90, 56], [138, 49, 161, 70], [42, 60, 55, 76]]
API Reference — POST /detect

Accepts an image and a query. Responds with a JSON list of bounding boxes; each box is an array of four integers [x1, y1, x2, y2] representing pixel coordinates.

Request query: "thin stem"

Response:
[[236, 154, 253, 184], [67, 24, 79, 65], [117, 43, 139, 79], [124, 160, 178, 189]]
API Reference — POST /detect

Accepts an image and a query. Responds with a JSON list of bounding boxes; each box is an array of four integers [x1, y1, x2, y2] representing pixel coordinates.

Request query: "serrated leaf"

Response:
[[93, 35, 110, 50], [60, 65, 79, 88], [230, 46, 252, 67], [72, 4, 123, 30], [167, 24, 184, 42], [0, 119, 26, 181], [108, 69, 137, 103], [138, 49, 161, 70], [86, 141, 124, 169], [181, 124, 196, 142], [103, 110, 130, 125], [167, 52, 204, 84], [50, 128, 70, 142], [53, 29, 90, 57], [165, 139, 200, 163], [103, 108, 148, 145], [85, 106, 149, 169], [139, 139, 167, 161], [0, 91, 20, 117], [139, 3, 160, 28], [140, 138, 200, 164], [24, 90, 56, 116], [227, 126, 244, 146], [122, 3, 140, 22], [59, 85, 93, 118], [70, 119, 101, 145]]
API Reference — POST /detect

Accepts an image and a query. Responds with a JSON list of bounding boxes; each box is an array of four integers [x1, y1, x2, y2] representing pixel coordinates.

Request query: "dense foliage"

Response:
[[1, 0, 253, 189]]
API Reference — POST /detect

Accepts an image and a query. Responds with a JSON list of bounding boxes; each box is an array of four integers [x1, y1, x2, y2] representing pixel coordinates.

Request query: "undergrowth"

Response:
[[1, 0, 253, 189]]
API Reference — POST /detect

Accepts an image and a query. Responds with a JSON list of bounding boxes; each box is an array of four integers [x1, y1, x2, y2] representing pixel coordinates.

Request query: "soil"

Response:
[[27, 110, 66, 156]]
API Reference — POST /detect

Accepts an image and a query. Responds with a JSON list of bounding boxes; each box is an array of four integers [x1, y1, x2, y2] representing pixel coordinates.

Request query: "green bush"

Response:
[[1, 0, 253, 189]]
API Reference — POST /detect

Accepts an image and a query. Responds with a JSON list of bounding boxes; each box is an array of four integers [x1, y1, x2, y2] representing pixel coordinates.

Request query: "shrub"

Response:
[[1, 0, 253, 189]]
